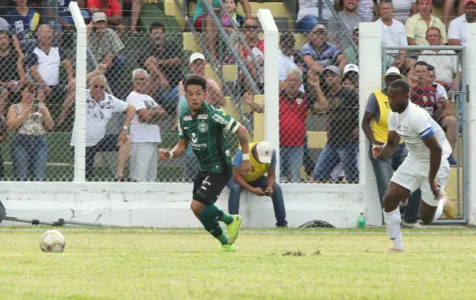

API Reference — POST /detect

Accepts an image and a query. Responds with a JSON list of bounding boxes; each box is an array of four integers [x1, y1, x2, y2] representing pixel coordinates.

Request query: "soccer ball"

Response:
[[40, 230, 65, 253]]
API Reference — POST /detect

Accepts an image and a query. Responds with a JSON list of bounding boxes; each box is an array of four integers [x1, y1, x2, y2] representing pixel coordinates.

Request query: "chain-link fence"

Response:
[[0, 2, 364, 184], [271, 27, 360, 184], [383, 45, 466, 219], [0, 3, 467, 199]]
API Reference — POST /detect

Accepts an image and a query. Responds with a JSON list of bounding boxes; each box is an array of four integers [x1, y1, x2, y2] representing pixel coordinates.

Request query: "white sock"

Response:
[[383, 207, 404, 250], [433, 196, 447, 222]]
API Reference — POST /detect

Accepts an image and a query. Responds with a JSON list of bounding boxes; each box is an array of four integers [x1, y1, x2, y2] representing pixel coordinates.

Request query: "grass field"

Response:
[[0, 227, 475, 299]]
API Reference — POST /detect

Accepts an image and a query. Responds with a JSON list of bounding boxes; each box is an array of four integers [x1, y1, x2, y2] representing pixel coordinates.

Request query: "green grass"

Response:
[[0, 227, 475, 299]]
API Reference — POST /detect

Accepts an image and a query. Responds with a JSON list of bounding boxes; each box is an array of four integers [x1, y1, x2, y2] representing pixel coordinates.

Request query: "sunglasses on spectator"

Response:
[[244, 25, 259, 30], [311, 31, 325, 35], [134, 77, 147, 81], [93, 85, 105, 89]]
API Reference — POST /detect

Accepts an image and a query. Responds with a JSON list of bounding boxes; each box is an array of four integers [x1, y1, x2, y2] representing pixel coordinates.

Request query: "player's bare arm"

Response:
[[422, 134, 443, 199], [236, 125, 252, 175], [372, 131, 400, 159], [158, 138, 188, 161], [232, 167, 265, 196]]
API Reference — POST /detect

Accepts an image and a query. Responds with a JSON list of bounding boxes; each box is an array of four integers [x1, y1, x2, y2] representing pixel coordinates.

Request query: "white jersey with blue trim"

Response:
[[388, 102, 452, 165]]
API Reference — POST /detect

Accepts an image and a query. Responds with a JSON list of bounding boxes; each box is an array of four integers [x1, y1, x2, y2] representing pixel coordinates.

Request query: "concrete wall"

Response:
[[0, 183, 373, 228]]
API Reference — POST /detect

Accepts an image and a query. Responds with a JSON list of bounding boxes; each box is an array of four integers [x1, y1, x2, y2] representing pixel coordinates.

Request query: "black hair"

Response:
[[388, 79, 410, 95], [149, 22, 166, 33], [184, 74, 207, 91], [427, 64, 435, 72], [415, 61, 429, 69], [280, 32, 295, 43]]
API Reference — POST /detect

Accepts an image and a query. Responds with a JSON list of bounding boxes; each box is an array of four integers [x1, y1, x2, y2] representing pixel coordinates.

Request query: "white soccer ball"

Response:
[[40, 230, 65, 253]]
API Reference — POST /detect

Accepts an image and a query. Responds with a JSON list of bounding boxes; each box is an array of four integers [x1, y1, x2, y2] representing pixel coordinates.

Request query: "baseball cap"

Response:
[[322, 65, 341, 76], [189, 52, 205, 65], [312, 24, 327, 32], [92, 12, 107, 23], [344, 64, 359, 74], [382, 67, 405, 80], [256, 141, 274, 164], [465, 0, 476, 5]]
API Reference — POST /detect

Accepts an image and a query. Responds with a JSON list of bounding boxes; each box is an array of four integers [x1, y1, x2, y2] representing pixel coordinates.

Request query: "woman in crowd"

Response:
[[6, 82, 54, 181]]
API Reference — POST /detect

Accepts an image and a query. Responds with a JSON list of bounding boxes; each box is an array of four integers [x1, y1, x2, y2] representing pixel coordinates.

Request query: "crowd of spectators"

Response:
[[0, 0, 468, 183]]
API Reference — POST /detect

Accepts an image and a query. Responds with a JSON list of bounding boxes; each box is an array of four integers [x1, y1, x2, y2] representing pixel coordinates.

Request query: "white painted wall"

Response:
[[0, 21, 388, 229], [359, 23, 383, 226], [466, 24, 476, 226], [1, 183, 368, 228]]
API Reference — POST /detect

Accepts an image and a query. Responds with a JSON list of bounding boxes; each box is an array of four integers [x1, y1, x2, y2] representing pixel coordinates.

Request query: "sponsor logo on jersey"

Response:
[[190, 132, 207, 149], [212, 114, 227, 125], [183, 116, 192, 121], [198, 114, 208, 120], [198, 122, 208, 133], [190, 132, 198, 143]]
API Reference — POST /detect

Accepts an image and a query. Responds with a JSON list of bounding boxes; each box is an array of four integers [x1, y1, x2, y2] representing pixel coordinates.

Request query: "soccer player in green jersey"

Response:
[[159, 75, 251, 252]]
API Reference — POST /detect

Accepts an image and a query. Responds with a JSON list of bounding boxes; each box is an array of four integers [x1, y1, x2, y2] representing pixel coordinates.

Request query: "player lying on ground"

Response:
[[372, 80, 455, 253], [158, 75, 251, 252]]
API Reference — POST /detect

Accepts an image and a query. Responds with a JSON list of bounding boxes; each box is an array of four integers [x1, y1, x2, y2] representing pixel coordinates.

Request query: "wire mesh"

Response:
[[0, 1, 465, 192], [383, 45, 465, 219]]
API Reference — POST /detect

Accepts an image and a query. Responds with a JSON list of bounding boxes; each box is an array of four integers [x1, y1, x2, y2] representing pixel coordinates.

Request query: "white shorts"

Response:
[[391, 158, 450, 207], [130, 142, 159, 182]]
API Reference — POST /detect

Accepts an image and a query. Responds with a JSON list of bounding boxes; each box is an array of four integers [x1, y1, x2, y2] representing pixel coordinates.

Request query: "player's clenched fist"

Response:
[[158, 149, 171, 161], [241, 159, 251, 176], [372, 144, 384, 159]]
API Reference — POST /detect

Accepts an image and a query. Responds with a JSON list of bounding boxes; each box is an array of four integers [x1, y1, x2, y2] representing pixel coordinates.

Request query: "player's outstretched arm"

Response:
[[158, 138, 188, 161], [236, 125, 251, 175]]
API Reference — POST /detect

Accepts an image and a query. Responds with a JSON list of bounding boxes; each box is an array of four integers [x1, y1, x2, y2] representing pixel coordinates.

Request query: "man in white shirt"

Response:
[[27, 24, 76, 127], [448, 0, 476, 46], [71, 75, 136, 181], [126, 69, 166, 182], [373, 80, 455, 253], [375, 0, 414, 70], [278, 32, 304, 92], [419, 27, 460, 90]]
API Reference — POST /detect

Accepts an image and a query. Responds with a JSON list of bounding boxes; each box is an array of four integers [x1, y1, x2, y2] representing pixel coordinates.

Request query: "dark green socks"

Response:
[[199, 205, 233, 245]]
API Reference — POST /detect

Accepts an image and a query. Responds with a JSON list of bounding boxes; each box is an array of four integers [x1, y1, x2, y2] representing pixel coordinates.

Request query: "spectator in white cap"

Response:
[[177, 53, 224, 107], [312, 65, 360, 184], [87, 12, 125, 94], [362, 67, 422, 228], [176, 53, 226, 182], [342, 64, 359, 91], [227, 141, 288, 227], [87, 0, 124, 31]]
